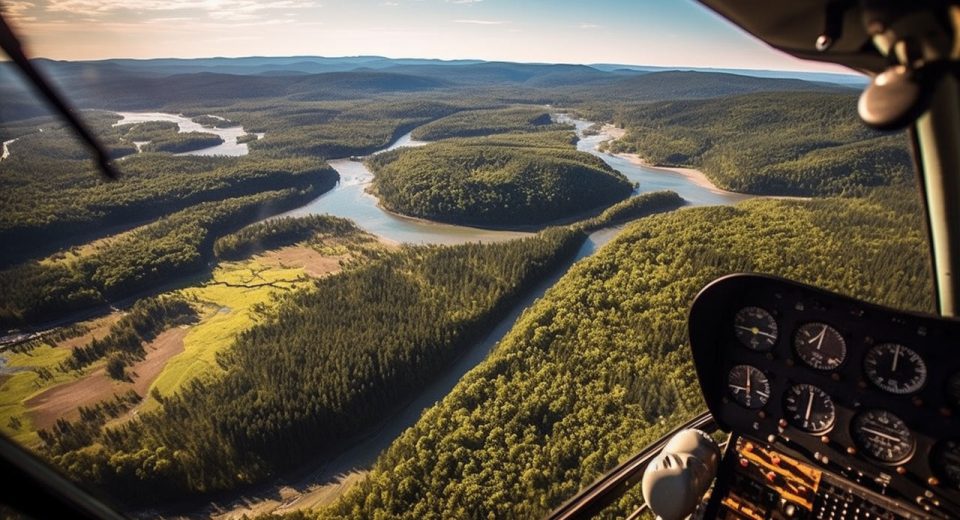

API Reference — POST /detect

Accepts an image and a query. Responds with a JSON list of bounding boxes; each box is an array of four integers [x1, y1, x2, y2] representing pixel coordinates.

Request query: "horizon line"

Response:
[[2, 53, 865, 77]]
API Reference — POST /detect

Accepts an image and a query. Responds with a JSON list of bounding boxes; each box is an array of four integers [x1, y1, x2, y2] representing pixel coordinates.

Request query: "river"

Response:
[[112, 112, 263, 157], [273, 143, 531, 246], [270, 114, 750, 246], [557, 115, 752, 206], [1, 138, 16, 161]]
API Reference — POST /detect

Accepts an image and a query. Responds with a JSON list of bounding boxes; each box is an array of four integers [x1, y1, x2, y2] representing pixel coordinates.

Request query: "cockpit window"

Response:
[[0, 1, 930, 518]]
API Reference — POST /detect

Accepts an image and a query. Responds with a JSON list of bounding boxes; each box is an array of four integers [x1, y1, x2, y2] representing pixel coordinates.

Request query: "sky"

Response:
[[1, 0, 851, 73]]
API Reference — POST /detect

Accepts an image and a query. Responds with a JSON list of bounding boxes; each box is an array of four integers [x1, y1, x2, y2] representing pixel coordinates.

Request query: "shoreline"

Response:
[[622, 154, 739, 196], [592, 123, 737, 196], [594, 124, 810, 202]]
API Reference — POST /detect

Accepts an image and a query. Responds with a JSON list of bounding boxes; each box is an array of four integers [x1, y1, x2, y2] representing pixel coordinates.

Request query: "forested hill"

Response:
[[43, 228, 586, 505], [320, 189, 931, 519], [368, 131, 634, 227], [604, 91, 911, 196]]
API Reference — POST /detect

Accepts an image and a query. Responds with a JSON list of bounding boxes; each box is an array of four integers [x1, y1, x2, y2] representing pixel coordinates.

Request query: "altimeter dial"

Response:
[[734, 306, 778, 352], [852, 410, 915, 464], [864, 343, 927, 394], [784, 383, 835, 433], [727, 365, 770, 409], [794, 323, 846, 370]]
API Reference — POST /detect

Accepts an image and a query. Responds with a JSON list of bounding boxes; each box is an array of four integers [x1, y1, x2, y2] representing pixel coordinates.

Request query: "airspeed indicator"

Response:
[[864, 343, 927, 394]]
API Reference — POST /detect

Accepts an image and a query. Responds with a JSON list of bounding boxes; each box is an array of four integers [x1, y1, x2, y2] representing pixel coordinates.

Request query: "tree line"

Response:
[[410, 106, 561, 140], [214, 215, 362, 260], [0, 186, 332, 328], [63, 295, 196, 375]]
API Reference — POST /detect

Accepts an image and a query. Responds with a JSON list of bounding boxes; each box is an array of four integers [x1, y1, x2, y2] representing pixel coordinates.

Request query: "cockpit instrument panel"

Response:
[[689, 274, 960, 519]]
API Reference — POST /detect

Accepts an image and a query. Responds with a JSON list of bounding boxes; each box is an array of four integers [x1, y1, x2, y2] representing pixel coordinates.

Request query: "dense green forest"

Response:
[[0, 188, 324, 328], [576, 191, 685, 232], [116, 121, 179, 142], [320, 189, 930, 519], [368, 131, 633, 226], [245, 99, 470, 158], [409, 106, 561, 140], [0, 112, 338, 266], [214, 215, 362, 260], [43, 228, 587, 505], [602, 92, 911, 196], [191, 115, 238, 128], [140, 131, 224, 153]]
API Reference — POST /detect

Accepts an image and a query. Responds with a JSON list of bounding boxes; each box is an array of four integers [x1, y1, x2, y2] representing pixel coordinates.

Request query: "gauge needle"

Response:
[[812, 325, 827, 350], [729, 385, 749, 392], [735, 325, 775, 339], [746, 366, 752, 393], [891, 344, 901, 372], [804, 389, 814, 423], [860, 427, 900, 442]]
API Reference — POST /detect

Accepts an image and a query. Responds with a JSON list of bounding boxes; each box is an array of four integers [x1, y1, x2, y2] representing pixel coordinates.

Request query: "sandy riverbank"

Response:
[[593, 123, 737, 195], [594, 124, 809, 201]]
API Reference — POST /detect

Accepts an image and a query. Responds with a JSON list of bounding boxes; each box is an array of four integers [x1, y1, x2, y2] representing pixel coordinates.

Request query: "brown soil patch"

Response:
[[26, 327, 187, 430], [57, 312, 124, 350], [257, 246, 344, 278]]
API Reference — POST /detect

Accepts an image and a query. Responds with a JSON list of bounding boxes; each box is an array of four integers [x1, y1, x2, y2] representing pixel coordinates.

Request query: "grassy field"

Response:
[[0, 344, 78, 445], [0, 231, 378, 443], [144, 259, 314, 411]]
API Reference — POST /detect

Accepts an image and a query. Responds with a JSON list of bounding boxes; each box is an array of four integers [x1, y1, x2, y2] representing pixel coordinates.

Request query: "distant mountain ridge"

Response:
[[1, 56, 853, 121], [2, 55, 863, 85]]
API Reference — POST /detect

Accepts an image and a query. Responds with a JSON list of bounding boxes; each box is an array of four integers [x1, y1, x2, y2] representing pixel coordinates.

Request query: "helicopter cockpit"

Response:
[[549, 1, 960, 519]]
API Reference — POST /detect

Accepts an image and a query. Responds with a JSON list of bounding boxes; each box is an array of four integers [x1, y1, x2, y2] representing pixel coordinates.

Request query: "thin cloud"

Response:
[[41, 0, 318, 20], [579, 23, 601, 29], [383, 1, 399, 5], [447, 0, 482, 3], [1, 0, 38, 21], [453, 19, 506, 25]]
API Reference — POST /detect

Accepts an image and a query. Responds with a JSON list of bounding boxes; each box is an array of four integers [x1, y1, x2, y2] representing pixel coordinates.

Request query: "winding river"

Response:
[[112, 112, 262, 157], [175, 116, 755, 518], [269, 114, 749, 246], [5, 108, 756, 517]]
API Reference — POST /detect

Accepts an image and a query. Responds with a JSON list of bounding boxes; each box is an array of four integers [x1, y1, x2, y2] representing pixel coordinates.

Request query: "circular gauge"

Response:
[[734, 306, 778, 352], [947, 372, 960, 408], [727, 365, 771, 409], [852, 410, 915, 464], [783, 383, 836, 433], [932, 440, 960, 490], [793, 323, 846, 370], [863, 343, 927, 394]]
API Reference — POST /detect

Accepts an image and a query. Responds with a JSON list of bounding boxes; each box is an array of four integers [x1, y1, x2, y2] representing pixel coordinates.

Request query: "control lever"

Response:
[[641, 429, 720, 520]]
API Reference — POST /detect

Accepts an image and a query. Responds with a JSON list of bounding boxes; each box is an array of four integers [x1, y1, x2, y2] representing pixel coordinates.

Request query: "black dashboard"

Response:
[[688, 274, 960, 519]]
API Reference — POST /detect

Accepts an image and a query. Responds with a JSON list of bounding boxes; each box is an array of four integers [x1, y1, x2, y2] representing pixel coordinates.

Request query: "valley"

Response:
[[0, 56, 920, 519]]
